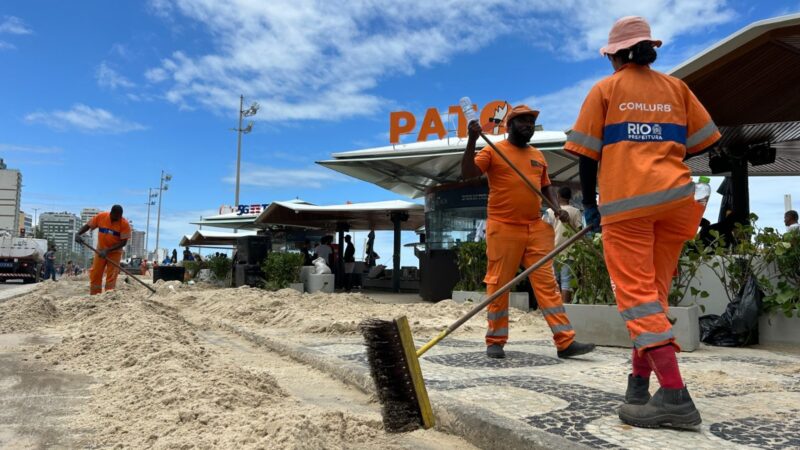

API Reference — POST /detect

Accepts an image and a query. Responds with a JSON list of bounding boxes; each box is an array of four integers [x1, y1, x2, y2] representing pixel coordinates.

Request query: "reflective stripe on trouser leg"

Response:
[[104, 253, 121, 291], [484, 220, 528, 347], [603, 213, 676, 354], [89, 257, 107, 295], [523, 220, 575, 351]]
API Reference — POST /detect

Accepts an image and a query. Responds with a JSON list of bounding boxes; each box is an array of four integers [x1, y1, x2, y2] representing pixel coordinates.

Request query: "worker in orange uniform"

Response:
[[462, 104, 596, 360], [566, 17, 721, 429], [75, 205, 132, 295]]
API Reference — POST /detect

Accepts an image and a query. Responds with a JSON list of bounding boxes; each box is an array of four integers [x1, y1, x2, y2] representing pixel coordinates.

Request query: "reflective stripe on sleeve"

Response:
[[686, 121, 719, 149], [566, 130, 603, 153], [620, 301, 664, 322], [599, 182, 694, 217]]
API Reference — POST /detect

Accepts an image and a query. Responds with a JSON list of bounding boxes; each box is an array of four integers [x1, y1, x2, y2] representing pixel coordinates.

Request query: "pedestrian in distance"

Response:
[[544, 186, 583, 304], [785, 210, 799, 233], [343, 234, 356, 292], [171, 249, 178, 264], [461, 104, 596, 360], [44, 246, 57, 281], [567, 16, 721, 429], [75, 205, 132, 295]]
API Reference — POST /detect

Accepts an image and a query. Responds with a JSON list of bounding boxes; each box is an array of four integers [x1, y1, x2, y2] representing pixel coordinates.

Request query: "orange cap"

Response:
[[600, 16, 662, 56], [503, 104, 539, 126]]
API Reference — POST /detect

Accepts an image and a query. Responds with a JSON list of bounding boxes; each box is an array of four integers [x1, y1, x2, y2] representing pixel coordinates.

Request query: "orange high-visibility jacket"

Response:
[[89, 212, 131, 251], [565, 64, 721, 225]]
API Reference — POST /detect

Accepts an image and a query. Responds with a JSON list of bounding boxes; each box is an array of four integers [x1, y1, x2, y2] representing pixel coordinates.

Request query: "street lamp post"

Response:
[[233, 94, 259, 208], [145, 188, 158, 258], [155, 171, 172, 261]]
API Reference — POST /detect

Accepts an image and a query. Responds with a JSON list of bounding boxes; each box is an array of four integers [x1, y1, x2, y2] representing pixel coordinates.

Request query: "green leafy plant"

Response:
[[564, 232, 614, 304], [183, 260, 203, 278], [453, 241, 487, 292], [261, 252, 304, 291], [704, 214, 776, 303], [668, 238, 712, 309], [206, 253, 231, 281], [761, 228, 799, 317]]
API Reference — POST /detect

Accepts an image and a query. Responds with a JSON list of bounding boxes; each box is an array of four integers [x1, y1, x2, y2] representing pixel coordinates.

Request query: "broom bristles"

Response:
[[359, 318, 424, 432]]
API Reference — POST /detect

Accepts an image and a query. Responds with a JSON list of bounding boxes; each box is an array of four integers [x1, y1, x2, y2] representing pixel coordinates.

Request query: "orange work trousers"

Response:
[[602, 199, 704, 354], [89, 251, 122, 295], [484, 219, 575, 351]]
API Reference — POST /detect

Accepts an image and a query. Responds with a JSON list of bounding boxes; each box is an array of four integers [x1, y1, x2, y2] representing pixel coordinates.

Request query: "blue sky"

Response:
[[2, 1, 799, 265]]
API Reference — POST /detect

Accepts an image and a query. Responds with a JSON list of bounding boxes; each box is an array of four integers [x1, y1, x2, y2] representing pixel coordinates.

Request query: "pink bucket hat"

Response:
[[599, 16, 662, 56]]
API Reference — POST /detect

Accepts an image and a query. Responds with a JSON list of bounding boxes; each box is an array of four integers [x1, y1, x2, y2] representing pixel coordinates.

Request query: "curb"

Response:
[[218, 321, 590, 450], [0, 284, 40, 304]]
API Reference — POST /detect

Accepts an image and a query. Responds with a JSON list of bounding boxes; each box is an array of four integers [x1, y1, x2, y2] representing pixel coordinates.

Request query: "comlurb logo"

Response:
[[627, 122, 664, 141]]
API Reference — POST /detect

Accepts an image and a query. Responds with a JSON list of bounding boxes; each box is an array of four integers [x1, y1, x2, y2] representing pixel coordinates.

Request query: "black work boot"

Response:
[[486, 344, 505, 359], [625, 374, 651, 405], [618, 386, 702, 430], [557, 341, 596, 359]]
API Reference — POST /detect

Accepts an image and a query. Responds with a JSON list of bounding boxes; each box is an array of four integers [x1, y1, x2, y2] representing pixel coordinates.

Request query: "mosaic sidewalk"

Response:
[[227, 322, 800, 450]]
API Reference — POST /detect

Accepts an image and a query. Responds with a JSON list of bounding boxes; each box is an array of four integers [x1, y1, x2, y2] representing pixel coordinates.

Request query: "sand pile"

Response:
[[165, 285, 551, 339], [2, 280, 445, 448]]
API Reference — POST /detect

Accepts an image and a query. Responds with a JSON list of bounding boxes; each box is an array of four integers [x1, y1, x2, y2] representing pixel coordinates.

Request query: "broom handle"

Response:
[[416, 225, 592, 357], [79, 240, 157, 294]]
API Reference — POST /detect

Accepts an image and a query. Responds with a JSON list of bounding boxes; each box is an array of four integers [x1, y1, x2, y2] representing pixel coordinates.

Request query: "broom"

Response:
[[360, 226, 591, 432]]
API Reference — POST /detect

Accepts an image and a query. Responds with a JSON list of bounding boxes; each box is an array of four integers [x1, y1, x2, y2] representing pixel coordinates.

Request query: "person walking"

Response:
[[343, 234, 356, 292], [171, 249, 178, 264], [566, 16, 721, 429], [43, 246, 57, 281], [461, 104, 596, 360], [75, 205, 131, 295], [544, 186, 583, 304]]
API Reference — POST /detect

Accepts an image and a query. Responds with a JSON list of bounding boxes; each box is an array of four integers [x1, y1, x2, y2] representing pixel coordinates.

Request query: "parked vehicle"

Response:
[[0, 235, 48, 283]]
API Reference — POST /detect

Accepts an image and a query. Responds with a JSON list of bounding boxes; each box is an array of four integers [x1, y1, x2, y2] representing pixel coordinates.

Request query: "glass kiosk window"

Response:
[[425, 182, 489, 250]]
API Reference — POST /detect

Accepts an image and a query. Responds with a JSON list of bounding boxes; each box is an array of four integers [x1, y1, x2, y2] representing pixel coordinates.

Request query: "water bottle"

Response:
[[695, 176, 711, 206], [459, 97, 480, 124]]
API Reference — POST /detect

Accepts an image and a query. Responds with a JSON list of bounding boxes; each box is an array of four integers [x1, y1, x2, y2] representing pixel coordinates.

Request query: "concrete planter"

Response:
[[564, 304, 701, 352], [451, 290, 483, 304], [509, 293, 531, 312], [289, 282, 305, 293], [759, 311, 800, 345]]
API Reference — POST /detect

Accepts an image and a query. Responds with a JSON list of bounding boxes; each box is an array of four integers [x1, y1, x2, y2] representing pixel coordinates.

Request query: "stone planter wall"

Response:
[[289, 282, 305, 293], [451, 291, 530, 312], [564, 304, 701, 352], [759, 311, 800, 345], [451, 290, 484, 304]]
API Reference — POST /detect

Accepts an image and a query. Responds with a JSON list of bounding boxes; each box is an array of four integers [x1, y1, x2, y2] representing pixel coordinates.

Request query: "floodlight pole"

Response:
[[235, 94, 244, 208]]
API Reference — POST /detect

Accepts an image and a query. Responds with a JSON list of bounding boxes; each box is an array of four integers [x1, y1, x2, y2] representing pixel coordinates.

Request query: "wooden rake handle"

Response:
[[78, 240, 157, 294]]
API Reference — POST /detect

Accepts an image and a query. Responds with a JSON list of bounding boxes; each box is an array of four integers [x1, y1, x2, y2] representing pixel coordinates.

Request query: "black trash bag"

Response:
[[699, 275, 763, 347]]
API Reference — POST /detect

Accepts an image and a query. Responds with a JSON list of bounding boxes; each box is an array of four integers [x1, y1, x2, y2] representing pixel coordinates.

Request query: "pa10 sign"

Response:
[[389, 100, 510, 144]]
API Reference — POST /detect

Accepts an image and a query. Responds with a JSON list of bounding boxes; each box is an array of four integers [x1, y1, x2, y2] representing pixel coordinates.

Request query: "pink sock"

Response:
[[632, 348, 652, 378], [645, 345, 684, 389]]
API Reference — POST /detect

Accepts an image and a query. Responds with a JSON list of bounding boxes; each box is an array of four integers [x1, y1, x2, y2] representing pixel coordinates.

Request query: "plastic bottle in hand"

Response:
[[459, 97, 479, 124], [695, 176, 711, 206]]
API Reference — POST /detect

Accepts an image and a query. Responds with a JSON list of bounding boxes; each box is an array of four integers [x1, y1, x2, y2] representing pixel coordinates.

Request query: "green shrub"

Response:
[[761, 228, 799, 317], [206, 253, 231, 281], [563, 232, 614, 304], [453, 241, 487, 292], [183, 260, 203, 278], [261, 252, 304, 291]]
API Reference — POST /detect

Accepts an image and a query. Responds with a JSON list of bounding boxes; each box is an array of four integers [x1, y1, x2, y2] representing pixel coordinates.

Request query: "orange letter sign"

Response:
[[390, 111, 415, 144], [416, 107, 447, 142]]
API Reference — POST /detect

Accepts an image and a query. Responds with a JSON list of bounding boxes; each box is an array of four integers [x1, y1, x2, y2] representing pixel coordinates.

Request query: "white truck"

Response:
[[0, 235, 48, 283]]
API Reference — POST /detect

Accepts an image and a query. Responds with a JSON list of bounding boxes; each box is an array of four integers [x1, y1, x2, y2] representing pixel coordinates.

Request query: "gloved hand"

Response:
[[74, 234, 84, 244], [583, 205, 601, 232], [98, 249, 108, 258]]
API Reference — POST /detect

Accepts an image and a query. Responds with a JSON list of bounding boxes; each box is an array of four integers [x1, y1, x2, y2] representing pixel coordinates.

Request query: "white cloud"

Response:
[[0, 143, 62, 154], [144, 67, 168, 83], [224, 163, 351, 189], [0, 16, 32, 35], [25, 104, 146, 133], [0, 41, 15, 50], [96, 61, 136, 89], [146, 0, 735, 121], [519, 76, 604, 131]]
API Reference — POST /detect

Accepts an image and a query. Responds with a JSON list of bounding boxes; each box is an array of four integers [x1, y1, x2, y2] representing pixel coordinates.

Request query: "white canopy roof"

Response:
[[254, 200, 425, 230], [179, 230, 257, 247]]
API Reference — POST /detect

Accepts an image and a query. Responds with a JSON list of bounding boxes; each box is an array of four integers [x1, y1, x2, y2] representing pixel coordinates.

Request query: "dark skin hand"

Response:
[[75, 211, 127, 258], [461, 115, 569, 222]]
